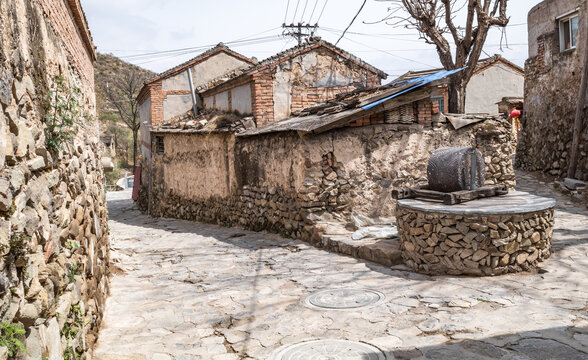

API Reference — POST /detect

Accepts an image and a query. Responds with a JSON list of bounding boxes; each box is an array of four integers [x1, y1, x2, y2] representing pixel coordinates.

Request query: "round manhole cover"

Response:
[[269, 339, 388, 360], [302, 288, 386, 310]]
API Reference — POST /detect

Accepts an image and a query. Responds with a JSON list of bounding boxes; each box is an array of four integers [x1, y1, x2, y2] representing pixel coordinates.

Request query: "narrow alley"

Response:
[[94, 172, 588, 360]]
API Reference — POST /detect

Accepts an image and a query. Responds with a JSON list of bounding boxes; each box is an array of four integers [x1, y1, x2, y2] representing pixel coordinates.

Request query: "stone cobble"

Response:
[[95, 172, 588, 359]]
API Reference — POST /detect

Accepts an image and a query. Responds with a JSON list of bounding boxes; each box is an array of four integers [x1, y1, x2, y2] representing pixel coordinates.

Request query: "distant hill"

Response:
[[94, 53, 154, 181]]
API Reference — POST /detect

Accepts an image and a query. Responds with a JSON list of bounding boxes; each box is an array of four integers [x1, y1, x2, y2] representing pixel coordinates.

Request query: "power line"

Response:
[[308, 0, 319, 24], [284, 0, 290, 24], [335, 0, 367, 46], [322, 28, 436, 68], [291, 0, 301, 23], [316, 0, 329, 23], [299, 0, 309, 23]]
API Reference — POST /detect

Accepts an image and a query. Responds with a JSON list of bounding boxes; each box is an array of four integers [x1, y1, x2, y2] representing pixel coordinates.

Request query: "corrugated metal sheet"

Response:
[[362, 68, 465, 110]]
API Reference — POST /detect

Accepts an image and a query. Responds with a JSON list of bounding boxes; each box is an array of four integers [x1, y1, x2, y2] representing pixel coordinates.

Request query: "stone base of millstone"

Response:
[[396, 192, 555, 276]]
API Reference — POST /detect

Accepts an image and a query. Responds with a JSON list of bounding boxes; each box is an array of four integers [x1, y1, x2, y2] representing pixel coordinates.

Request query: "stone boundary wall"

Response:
[[150, 117, 515, 242], [0, 0, 109, 358], [397, 208, 554, 276]]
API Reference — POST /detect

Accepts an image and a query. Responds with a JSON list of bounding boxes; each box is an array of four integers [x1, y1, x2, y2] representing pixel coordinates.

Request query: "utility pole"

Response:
[[282, 23, 319, 45]]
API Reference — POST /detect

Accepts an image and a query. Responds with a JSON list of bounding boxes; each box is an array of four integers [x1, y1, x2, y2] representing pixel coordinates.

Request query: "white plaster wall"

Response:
[[162, 70, 191, 91], [231, 84, 252, 114], [203, 95, 214, 109], [273, 69, 292, 121], [191, 52, 250, 88], [465, 63, 524, 114], [215, 91, 229, 111], [163, 94, 193, 119], [139, 97, 152, 168]]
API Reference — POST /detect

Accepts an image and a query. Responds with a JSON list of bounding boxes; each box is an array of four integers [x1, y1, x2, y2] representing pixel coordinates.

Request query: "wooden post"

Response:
[[568, 9, 588, 178]]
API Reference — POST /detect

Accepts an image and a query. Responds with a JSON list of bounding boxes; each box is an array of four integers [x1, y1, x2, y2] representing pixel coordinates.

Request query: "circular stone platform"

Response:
[[269, 339, 387, 360], [302, 288, 386, 311], [396, 191, 555, 276]]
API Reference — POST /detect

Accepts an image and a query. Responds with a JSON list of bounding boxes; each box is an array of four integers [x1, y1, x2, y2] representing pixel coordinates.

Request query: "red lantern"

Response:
[[510, 109, 521, 118]]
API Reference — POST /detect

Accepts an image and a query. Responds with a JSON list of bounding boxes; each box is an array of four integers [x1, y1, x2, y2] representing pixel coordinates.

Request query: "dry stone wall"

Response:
[[0, 0, 109, 359], [150, 117, 515, 243], [397, 208, 554, 276]]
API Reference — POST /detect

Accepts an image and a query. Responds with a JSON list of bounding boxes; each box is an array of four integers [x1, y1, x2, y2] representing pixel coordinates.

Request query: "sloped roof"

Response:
[[144, 43, 256, 86], [198, 37, 388, 93], [394, 55, 523, 82], [238, 68, 462, 137]]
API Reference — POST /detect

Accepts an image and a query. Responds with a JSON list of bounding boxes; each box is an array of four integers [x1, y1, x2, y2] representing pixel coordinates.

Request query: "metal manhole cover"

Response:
[[302, 288, 386, 310], [269, 339, 388, 360]]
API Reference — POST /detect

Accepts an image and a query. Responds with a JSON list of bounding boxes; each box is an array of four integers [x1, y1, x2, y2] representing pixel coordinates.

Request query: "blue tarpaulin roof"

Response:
[[362, 68, 465, 110]]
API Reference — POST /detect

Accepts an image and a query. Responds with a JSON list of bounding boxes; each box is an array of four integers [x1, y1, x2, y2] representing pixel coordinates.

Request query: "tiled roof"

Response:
[[394, 55, 523, 82], [197, 37, 388, 93], [144, 43, 256, 85]]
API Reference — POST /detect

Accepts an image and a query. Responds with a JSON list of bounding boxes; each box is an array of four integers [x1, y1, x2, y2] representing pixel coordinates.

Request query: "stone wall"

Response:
[[150, 116, 515, 242], [518, 0, 588, 180], [397, 207, 554, 276], [0, 0, 109, 359]]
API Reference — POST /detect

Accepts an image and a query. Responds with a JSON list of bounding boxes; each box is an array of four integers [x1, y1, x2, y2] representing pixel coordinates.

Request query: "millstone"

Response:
[[302, 288, 385, 310], [269, 339, 388, 360]]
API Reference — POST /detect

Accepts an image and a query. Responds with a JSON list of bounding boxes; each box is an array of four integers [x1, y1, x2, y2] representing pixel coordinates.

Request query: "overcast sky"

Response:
[[82, 0, 544, 79]]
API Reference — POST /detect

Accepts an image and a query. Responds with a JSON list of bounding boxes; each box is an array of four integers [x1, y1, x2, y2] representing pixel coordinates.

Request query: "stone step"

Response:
[[317, 232, 403, 267]]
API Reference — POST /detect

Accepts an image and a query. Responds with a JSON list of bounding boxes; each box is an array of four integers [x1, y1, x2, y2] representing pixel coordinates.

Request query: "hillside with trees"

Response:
[[94, 53, 154, 183]]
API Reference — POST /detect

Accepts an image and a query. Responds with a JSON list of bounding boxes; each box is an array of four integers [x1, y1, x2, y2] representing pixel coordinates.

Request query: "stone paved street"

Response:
[[94, 171, 588, 360]]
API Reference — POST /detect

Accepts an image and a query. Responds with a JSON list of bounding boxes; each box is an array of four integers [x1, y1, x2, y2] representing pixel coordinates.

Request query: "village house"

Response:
[[395, 55, 525, 114], [137, 39, 388, 206], [136, 44, 256, 187], [198, 38, 388, 126], [518, 0, 587, 181], [145, 70, 516, 246]]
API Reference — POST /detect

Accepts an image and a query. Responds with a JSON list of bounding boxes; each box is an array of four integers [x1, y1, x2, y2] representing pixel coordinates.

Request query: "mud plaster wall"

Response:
[[151, 119, 515, 241], [0, 0, 110, 358], [272, 48, 381, 121], [518, 0, 588, 180]]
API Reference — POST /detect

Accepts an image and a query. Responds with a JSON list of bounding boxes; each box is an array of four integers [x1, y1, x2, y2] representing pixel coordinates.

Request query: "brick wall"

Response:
[[150, 82, 164, 125], [38, 0, 95, 88], [291, 85, 357, 113], [251, 71, 274, 126]]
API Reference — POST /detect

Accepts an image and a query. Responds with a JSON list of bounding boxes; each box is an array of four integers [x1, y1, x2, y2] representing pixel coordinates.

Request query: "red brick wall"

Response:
[[416, 99, 433, 126], [251, 71, 274, 126], [150, 82, 164, 125], [291, 85, 357, 113], [39, 0, 95, 88]]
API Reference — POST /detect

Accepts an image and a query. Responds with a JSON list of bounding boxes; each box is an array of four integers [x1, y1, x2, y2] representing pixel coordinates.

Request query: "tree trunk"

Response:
[[132, 130, 138, 168], [448, 78, 467, 114]]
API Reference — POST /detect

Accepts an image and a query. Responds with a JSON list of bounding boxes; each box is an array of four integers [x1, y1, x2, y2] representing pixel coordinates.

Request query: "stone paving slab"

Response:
[[94, 172, 588, 359]]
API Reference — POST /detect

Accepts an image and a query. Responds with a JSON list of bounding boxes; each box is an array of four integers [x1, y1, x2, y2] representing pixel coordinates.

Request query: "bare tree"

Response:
[[377, 0, 509, 113], [102, 68, 144, 168]]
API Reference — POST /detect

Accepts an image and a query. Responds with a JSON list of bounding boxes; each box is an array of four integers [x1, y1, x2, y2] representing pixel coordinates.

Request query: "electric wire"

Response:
[[335, 0, 367, 46], [299, 0, 309, 23], [308, 0, 319, 24], [291, 0, 301, 23], [316, 0, 329, 24], [284, 0, 290, 24]]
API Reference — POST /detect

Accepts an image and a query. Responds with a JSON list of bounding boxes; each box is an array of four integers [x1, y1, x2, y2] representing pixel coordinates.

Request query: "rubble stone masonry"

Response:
[[150, 117, 515, 243], [518, 0, 588, 180], [0, 0, 109, 358]]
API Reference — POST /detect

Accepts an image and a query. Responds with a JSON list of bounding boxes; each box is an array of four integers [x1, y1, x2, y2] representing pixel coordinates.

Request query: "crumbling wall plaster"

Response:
[[151, 118, 515, 242], [519, 0, 588, 180]]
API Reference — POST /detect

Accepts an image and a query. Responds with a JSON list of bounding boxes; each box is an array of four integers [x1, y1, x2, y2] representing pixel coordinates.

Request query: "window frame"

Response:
[[558, 9, 580, 52], [155, 136, 164, 155]]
